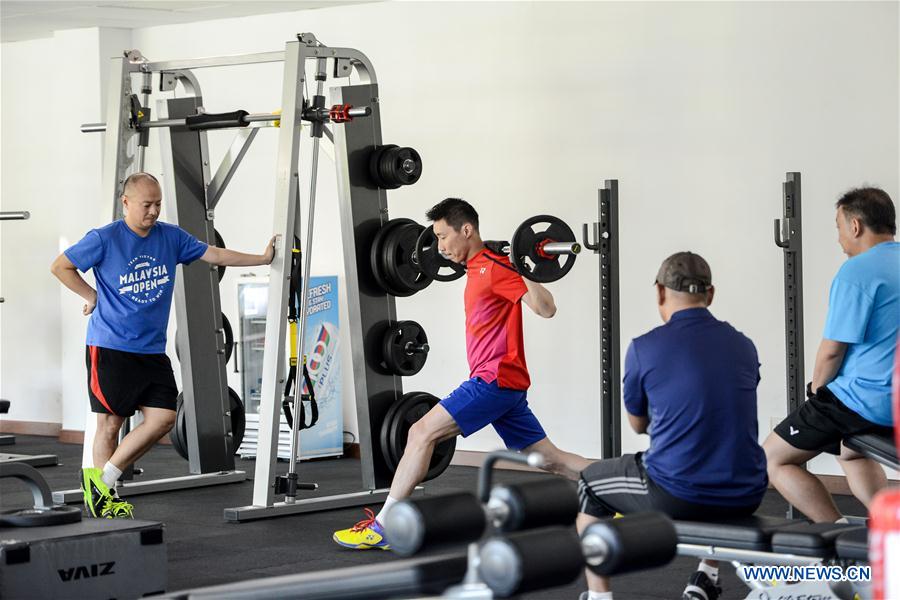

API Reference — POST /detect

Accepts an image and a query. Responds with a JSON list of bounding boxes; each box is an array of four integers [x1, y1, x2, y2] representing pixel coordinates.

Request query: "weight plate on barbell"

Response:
[[510, 215, 578, 284], [381, 320, 429, 377], [414, 225, 466, 282], [382, 222, 432, 296]]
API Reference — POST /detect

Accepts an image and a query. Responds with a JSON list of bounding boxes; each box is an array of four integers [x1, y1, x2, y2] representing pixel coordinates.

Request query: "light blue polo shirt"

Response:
[[65, 220, 207, 354], [824, 241, 900, 426]]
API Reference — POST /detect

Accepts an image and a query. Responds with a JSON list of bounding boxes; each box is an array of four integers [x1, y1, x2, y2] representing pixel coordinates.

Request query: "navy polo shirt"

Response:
[[623, 307, 768, 506]]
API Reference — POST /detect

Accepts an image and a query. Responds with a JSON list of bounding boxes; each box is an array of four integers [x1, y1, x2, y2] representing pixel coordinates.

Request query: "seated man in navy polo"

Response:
[[576, 252, 768, 600]]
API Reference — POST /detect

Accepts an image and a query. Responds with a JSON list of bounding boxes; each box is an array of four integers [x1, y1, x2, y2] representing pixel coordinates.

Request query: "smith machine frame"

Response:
[[52, 34, 404, 515]]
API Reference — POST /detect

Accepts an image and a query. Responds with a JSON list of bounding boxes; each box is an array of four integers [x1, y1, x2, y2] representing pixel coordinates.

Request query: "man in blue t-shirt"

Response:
[[576, 252, 767, 600], [51, 172, 275, 519], [765, 187, 898, 524]]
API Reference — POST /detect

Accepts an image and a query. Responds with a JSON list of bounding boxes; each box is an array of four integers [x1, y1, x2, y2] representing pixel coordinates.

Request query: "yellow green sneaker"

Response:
[[332, 508, 390, 550], [81, 467, 113, 518], [102, 495, 134, 519]]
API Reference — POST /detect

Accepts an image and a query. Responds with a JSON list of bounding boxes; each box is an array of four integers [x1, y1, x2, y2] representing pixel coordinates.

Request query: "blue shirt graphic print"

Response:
[[65, 220, 207, 354]]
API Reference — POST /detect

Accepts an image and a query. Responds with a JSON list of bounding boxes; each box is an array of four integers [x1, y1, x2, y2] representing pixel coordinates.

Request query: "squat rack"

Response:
[[583, 180, 622, 459]]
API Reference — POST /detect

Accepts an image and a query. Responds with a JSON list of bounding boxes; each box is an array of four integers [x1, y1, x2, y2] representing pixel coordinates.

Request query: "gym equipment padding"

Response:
[[383, 492, 486, 556]]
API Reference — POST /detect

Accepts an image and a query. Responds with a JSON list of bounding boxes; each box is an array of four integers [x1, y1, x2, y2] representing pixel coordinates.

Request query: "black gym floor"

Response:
[[1, 436, 867, 599]]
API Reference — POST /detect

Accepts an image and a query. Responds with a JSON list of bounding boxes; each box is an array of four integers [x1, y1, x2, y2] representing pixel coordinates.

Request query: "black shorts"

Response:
[[578, 453, 760, 520], [774, 385, 893, 455], [85, 345, 178, 417]]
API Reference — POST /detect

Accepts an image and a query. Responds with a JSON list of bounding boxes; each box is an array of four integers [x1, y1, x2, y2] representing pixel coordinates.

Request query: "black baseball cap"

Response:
[[655, 251, 712, 294]]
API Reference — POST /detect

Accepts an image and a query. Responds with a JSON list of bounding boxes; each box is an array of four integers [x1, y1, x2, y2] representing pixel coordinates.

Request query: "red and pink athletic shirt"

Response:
[[464, 249, 531, 391]]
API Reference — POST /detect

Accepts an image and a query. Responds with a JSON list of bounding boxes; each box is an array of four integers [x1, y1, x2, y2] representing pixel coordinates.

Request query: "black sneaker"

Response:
[[682, 571, 721, 600]]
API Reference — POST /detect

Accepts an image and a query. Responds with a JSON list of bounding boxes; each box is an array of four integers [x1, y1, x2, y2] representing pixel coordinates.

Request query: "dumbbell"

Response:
[[478, 512, 679, 597], [383, 477, 578, 556]]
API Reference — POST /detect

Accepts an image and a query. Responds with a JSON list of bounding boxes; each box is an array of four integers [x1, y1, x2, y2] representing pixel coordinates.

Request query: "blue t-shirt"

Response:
[[824, 241, 900, 426], [64, 220, 207, 354], [623, 307, 768, 506]]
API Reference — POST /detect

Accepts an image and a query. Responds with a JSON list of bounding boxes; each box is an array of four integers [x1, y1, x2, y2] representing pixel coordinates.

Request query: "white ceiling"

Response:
[[1, 1, 374, 43]]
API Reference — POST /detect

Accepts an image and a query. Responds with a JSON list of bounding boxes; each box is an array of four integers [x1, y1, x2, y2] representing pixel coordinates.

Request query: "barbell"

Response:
[[370, 214, 581, 296]]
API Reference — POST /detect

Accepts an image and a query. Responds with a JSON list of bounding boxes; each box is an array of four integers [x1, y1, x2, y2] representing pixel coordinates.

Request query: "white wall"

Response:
[[2, 3, 897, 479], [1, 36, 62, 425], [1, 28, 131, 429]]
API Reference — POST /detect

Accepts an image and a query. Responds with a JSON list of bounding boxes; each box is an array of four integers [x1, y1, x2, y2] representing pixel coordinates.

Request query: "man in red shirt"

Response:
[[333, 198, 590, 549]]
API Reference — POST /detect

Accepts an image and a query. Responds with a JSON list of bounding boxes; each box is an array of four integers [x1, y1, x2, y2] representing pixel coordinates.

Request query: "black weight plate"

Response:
[[383, 222, 432, 296], [227, 387, 246, 453], [378, 146, 402, 190], [172, 393, 189, 460], [385, 391, 431, 468], [389, 147, 423, 186], [510, 215, 577, 284], [173, 388, 246, 460], [0, 505, 82, 527], [369, 144, 401, 190], [214, 229, 226, 282], [385, 391, 456, 481], [414, 225, 466, 282], [379, 393, 410, 472], [222, 313, 234, 364], [175, 312, 234, 363], [370, 218, 418, 296], [381, 320, 429, 377]]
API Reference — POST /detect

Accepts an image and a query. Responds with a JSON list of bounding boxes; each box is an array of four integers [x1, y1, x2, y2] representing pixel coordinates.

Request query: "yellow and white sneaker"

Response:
[[332, 508, 390, 550]]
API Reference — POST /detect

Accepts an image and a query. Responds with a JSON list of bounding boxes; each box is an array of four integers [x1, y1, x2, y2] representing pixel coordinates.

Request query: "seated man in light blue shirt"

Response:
[[765, 187, 898, 523]]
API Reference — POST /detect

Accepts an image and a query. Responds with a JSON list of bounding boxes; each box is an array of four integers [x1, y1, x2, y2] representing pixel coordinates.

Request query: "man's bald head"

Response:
[[121, 172, 162, 234], [123, 172, 160, 196]]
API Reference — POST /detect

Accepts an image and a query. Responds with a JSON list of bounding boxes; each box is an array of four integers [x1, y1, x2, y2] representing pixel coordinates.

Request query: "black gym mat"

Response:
[[0, 435, 868, 599]]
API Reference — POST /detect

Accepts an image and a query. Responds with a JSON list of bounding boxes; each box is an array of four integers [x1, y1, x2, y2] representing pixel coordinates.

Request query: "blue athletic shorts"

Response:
[[440, 377, 546, 450]]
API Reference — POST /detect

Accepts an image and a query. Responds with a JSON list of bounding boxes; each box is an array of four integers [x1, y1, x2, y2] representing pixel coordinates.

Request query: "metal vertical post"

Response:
[[158, 95, 234, 473], [332, 83, 399, 489], [774, 172, 805, 519], [599, 181, 622, 458], [583, 180, 621, 459], [774, 172, 805, 414], [252, 40, 306, 508]]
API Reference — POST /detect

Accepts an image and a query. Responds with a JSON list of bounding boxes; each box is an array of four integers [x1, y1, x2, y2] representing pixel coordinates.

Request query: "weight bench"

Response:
[[844, 431, 899, 470], [834, 526, 868, 562], [676, 516, 870, 599]]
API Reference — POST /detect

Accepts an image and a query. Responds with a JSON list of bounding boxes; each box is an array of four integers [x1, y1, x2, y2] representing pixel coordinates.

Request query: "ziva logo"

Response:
[[57, 561, 116, 582]]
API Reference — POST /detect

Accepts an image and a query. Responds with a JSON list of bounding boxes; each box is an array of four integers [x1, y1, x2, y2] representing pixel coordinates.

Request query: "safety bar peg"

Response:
[[582, 222, 601, 252]]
